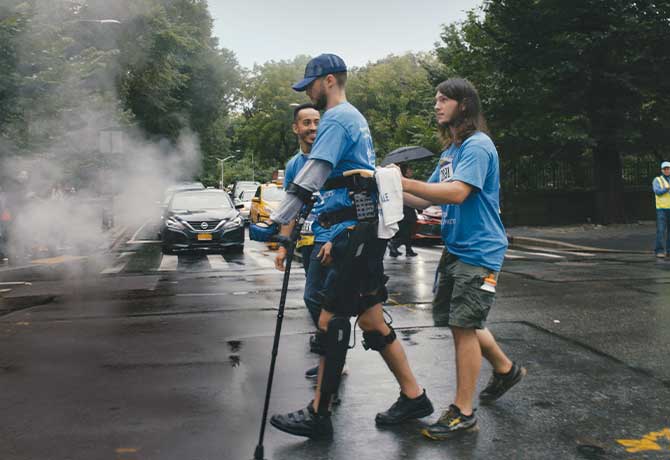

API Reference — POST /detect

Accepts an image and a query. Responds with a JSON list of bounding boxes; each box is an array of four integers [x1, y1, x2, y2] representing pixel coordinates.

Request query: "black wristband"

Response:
[[286, 182, 312, 204]]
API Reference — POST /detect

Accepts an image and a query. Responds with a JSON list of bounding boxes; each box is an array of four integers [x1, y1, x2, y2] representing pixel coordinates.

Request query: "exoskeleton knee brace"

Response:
[[362, 325, 397, 352]]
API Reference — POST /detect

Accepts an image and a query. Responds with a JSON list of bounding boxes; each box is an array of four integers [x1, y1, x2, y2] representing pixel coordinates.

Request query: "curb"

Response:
[[507, 235, 651, 254]]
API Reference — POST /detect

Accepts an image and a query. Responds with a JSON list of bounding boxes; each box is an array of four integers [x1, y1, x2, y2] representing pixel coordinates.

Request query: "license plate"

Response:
[[197, 233, 213, 241]]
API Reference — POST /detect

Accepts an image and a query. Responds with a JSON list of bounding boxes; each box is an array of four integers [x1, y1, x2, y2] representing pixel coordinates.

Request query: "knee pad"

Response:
[[362, 326, 396, 352], [310, 329, 327, 356]]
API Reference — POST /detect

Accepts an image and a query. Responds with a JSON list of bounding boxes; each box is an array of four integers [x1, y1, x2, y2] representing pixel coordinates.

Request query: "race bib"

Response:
[[301, 216, 314, 234], [439, 160, 453, 182]]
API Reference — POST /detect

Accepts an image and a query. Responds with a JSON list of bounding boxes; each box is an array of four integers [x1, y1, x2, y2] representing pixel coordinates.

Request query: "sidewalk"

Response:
[[507, 222, 656, 253]]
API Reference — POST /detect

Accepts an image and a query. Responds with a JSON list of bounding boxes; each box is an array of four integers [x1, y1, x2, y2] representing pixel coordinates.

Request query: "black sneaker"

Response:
[[406, 249, 418, 257], [421, 404, 477, 440], [269, 402, 333, 439], [305, 364, 319, 380], [375, 389, 434, 425], [479, 362, 527, 403]]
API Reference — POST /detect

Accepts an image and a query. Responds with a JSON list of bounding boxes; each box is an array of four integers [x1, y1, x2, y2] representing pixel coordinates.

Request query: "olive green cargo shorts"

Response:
[[432, 251, 498, 329]]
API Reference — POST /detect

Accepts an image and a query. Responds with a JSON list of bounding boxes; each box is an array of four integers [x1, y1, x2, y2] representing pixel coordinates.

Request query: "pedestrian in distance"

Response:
[[397, 78, 526, 440], [262, 53, 434, 440], [388, 164, 418, 258], [653, 161, 670, 258]]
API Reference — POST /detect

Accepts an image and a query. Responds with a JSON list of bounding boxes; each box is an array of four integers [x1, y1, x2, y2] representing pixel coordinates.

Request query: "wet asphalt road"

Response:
[[1, 223, 670, 460]]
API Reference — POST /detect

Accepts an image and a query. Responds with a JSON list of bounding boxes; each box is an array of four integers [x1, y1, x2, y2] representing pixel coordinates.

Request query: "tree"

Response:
[[232, 56, 311, 181], [435, 0, 670, 223], [347, 53, 442, 178]]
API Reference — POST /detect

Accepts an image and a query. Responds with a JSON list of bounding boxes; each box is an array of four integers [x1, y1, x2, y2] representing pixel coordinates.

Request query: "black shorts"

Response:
[[322, 223, 388, 317]]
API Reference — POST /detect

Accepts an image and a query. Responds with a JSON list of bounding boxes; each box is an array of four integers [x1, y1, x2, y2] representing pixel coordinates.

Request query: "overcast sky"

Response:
[[208, 0, 483, 69]]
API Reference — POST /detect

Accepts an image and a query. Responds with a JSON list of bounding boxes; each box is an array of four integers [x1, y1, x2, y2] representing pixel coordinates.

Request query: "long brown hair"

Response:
[[436, 78, 489, 147]]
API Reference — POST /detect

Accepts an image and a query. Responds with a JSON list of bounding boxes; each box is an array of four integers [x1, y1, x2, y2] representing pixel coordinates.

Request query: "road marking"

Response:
[[515, 244, 596, 257], [30, 255, 87, 265], [158, 255, 178, 271], [506, 249, 565, 260], [207, 254, 230, 271], [617, 427, 670, 453], [130, 221, 148, 241], [115, 447, 138, 454], [244, 248, 276, 268], [0, 282, 32, 286], [411, 246, 442, 255], [101, 263, 127, 275]]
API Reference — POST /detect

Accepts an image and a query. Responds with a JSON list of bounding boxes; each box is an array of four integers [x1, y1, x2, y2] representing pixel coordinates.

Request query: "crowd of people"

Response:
[[250, 53, 526, 443]]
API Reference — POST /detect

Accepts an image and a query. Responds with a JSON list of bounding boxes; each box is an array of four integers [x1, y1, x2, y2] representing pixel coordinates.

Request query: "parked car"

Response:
[[230, 180, 260, 200], [233, 188, 256, 224], [161, 190, 244, 254], [249, 183, 286, 224], [413, 205, 442, 243]]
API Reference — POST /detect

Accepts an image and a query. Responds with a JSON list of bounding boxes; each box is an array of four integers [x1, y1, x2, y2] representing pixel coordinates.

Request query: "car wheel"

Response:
[[161, 245, 174, 255]]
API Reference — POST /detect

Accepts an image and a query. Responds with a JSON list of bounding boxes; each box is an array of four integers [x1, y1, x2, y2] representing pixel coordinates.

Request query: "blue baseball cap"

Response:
[[292, 54, 347, 91], [662, 161, 670, 169]]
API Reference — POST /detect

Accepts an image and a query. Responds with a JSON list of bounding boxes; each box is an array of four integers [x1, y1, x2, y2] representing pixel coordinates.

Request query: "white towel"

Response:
[[375, 166, 404, 239]]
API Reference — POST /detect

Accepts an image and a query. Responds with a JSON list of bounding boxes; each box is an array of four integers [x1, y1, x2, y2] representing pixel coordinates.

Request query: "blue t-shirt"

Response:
[[309, 102, 376, 242], [428, 131, 508, 271], [284, 151, 309, 188]]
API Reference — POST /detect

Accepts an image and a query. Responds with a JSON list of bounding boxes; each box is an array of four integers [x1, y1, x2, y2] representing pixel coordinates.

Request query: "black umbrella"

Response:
[[380, 146, 435, 166]]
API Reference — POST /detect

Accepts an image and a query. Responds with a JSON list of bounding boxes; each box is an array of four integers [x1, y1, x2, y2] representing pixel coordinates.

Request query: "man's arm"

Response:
[[403, 192, 432, 210], [402, 177, 473, 205], [653, 177, 669, 195], [270, 159, 332, 224]]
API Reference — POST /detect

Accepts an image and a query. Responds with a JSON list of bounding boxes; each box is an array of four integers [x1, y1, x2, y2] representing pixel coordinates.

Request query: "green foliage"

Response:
[[233, 56, 312, 175], [347, 53, 442, 179], [434, 0, 670, 222], [228, 53, 442, 184]]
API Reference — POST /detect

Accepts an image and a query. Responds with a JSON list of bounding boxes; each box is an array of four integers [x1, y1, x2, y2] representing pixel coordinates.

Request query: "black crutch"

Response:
[[252, 199, 315, 460]]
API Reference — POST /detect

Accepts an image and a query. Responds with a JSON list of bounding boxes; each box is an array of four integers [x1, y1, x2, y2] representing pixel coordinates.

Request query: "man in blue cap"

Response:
[[259, 53, 433, 439], [653, 161, 670, 257]]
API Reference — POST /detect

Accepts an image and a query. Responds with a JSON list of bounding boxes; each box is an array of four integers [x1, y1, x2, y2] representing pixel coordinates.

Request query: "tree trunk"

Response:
[[593, 144, 625, 224]]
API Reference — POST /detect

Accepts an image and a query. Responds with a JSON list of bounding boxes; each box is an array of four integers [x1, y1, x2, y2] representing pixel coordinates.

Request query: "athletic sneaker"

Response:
[[305, 363, 349, 380], [375, 389, 434, 425], [479, 362, 527, 403], [421, 404, 477, 440], [269, 402, 333, 439]]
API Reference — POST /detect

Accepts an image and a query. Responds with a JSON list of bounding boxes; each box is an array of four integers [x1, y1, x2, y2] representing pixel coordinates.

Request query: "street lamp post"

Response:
[[218, 156, 235, 190]]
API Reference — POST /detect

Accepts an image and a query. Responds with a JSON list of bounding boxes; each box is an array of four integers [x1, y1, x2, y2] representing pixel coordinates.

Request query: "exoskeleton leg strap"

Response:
[[362, 326, 397, 352]]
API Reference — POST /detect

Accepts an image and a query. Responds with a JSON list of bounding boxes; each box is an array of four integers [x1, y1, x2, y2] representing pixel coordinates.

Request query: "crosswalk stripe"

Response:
[[244, 248, 277, 269], [207, 254, 230, 271], [158, 254, 179, 271]]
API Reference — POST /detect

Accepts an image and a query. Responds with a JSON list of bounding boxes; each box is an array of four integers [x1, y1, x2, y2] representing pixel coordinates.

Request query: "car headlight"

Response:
[[223, 216, 243, 230], [166, 218, 184, 229]]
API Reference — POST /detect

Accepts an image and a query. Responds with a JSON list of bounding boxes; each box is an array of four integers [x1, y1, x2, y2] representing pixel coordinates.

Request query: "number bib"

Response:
[[439, 157, 454, 182]]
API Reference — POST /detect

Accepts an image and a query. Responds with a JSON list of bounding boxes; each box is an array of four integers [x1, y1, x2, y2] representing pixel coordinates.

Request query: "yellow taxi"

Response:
[[250, 183, 286, 224]]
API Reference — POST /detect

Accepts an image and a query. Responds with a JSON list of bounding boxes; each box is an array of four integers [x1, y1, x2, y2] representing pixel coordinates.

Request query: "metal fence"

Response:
[[502, 156, 659, 192]]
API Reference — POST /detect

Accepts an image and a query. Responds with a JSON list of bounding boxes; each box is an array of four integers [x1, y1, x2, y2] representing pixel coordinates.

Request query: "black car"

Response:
[[161, 190, 244, 254]]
